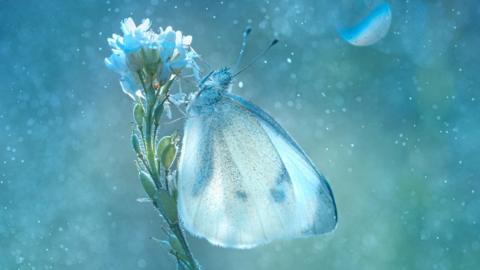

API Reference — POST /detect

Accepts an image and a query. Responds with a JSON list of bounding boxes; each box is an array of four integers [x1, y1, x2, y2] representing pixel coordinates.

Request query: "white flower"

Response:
[[105, 18, 197, 99], [157, 26, 198, 83]]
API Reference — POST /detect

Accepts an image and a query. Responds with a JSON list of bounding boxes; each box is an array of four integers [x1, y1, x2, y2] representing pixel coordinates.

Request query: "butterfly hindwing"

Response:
[[226, 93, 338, 235], [177, 92, 337, 248]]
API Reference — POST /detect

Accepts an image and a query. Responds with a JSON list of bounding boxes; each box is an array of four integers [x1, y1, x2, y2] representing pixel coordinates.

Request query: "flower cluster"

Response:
[[104, 18, 201, 270], [105, 18, 197, 99]]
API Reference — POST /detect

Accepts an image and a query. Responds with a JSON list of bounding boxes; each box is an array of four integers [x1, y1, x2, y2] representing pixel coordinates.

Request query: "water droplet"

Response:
[[339, 3, 392, 46]]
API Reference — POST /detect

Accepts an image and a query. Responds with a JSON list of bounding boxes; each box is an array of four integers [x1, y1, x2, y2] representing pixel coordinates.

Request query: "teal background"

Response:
[[1, 0, 479, 269]]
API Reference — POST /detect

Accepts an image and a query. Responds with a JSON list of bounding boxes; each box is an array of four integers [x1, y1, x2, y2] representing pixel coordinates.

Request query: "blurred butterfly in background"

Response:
[[176, 28, 337, 249]]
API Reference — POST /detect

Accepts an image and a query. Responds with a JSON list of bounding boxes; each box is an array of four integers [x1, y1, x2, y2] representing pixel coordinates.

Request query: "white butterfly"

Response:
[[176, 33, 337, 249]]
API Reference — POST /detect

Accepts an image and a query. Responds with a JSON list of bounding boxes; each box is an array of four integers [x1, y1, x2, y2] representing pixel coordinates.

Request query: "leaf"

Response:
[[167, 233, 183, 255], [155, 190, 178, 223], [136, 197, 152, 203]]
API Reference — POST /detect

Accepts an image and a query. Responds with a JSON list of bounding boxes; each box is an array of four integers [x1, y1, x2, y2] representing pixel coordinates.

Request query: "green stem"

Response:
[[145, 106, 158, 180], [170, 222, 199, 270], [149, 197, 198, 269], [138, 74, 199, 270]]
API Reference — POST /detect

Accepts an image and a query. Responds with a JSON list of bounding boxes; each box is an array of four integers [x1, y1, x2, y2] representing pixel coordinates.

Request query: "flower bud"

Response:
[[105, 18, 198, 100], [131, 132, 142, 156], [139, 171, 157, 199], [157, 135, 177, 169], [133, 103, 145, 127], [157, 136, 172, 156], [153, 103, 164, 126], [144, 48, 161, 76], [161, 144, 177, 170]]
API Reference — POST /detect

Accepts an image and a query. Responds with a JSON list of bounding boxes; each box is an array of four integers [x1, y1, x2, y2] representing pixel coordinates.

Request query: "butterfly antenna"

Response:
[[232, 39, 279, 77], [198, 70, 214, 86], [233, 26, 253, 70]]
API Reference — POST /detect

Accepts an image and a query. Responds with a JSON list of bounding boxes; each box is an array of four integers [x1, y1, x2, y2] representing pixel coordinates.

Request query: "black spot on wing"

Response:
[[235, 190, 248, 202], [270, 188, 286, 203], [275, 167, 290, 185], [270, 164, 290, 204]]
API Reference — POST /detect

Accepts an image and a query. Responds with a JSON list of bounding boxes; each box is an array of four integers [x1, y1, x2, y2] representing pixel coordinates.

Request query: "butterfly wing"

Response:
[[177, 93, 337, 249], [225, 93, 338, 234]]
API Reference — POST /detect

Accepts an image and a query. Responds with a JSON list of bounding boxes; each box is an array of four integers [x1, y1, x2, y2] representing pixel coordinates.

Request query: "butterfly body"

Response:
[[188, 68, 233, 110], [177, 67, 337, 249]]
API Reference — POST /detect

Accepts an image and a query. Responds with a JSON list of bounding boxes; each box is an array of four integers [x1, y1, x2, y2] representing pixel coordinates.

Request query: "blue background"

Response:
[[1, 0, 479, 269]]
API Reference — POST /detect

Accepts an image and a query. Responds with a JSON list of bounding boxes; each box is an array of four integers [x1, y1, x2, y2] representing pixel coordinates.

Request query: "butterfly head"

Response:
[[200, 67, 233, 92], [189, 67, 232, 110], [191, 28, 277, 110]]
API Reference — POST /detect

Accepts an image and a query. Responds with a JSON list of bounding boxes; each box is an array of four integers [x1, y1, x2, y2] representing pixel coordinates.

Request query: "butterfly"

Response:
[[176, 29, 337, 249]]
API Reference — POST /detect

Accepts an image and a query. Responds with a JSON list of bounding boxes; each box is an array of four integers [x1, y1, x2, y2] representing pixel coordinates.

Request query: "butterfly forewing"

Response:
[[177, 92, 337, 249], [227, 93, 338, 235]]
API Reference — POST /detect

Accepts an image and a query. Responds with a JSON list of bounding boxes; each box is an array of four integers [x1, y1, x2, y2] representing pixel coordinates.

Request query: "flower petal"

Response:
[[122, 34, 142, 52], [170, 58, 187, 71], [106, 18, 199, 98], [105, 52, 127, 74], [119, 74, 140, 99], [175, 31, 183, 45], [121, 17, 136, 35], [137, 18, 151, 32], [158, 62, 171, 83], [183, 35, 192, 46], [160, 29, 176, 60]]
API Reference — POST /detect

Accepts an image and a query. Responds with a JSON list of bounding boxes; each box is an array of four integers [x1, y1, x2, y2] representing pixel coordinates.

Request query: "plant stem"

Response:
[[149, 197, 199, 270], [138, 76, 199, 270], [145, 104, 159, 183], [170, 222, 199, 270]]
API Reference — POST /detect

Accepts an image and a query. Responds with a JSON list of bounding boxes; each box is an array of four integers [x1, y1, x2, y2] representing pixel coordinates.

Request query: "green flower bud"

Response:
[[131, 132, 142, 156], [133, 103, 145, 127], [143, 48, 161, 76], [161, 144, 177, 169], [157, 136, 172, 156], [139, 171, 157, 199], [153, 103, 164, 126]]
